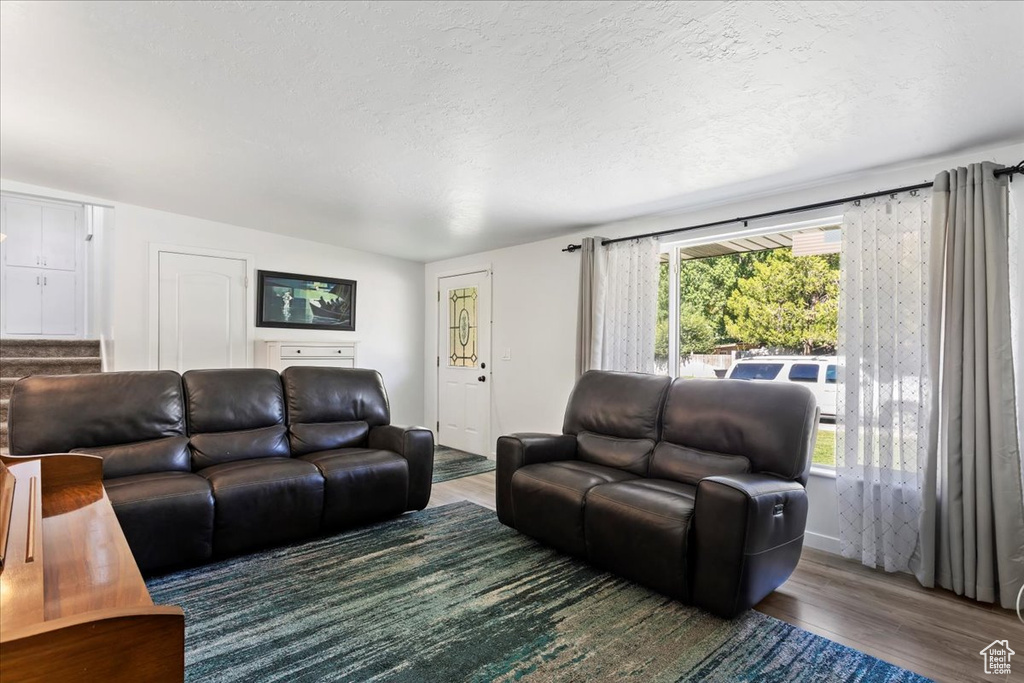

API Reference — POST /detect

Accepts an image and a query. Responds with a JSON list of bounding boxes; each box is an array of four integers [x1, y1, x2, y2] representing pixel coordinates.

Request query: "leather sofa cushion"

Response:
[[189, 425, 290, 469], [299, 448, 408, 528], [584, 479, 695, 599], [197, 457, 324, 558], [183, 369, 285, 433], [510, 461, 637, 556], [660, 378, 817, 482], [648, 441, 751, 485], [577, 431, 655, 476], [281, 367, 390, 427], [562, 371, 671, 442], [8, 371, 185, 455], [72, 436, 191, 479], [105, 471, 214, 573], [289, 421, 370, 456]]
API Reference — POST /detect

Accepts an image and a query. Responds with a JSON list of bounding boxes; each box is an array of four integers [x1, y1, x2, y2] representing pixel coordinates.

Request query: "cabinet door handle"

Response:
[[43, 276, 47, 286], [36, 276, 40, 285]]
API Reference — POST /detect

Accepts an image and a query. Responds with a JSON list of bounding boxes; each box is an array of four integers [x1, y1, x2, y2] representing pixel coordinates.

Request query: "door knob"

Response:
[[478, 375, 486, 382]]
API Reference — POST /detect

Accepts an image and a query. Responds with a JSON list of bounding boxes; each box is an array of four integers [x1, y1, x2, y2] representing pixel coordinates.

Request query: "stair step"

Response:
[[0, 339, 101, 359], [1, 357, 102, 379], [0, 379, 16, 401]]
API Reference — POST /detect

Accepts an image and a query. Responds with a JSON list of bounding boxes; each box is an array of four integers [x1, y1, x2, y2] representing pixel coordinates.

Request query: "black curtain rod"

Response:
[[561, 160, 1024, 252]]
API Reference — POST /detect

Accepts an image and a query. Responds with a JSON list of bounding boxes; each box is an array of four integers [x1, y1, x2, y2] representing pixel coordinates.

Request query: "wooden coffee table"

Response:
[[0, 454, 184, 682]]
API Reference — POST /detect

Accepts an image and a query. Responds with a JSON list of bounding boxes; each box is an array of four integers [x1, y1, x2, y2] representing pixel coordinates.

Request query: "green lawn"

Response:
[[813, 427, 836, 467]]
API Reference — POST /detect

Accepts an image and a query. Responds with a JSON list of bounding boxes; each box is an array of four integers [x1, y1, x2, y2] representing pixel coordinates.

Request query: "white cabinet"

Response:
[[1, 268, 78, 336], [255, 341, 358, 372], [4, 269, 43, 334], [2, 198, 78, 270], [1, 195, 85, 338], [3, 201, 42, 268], [40, 206, 78, 270], [41, 271, 78, 335]]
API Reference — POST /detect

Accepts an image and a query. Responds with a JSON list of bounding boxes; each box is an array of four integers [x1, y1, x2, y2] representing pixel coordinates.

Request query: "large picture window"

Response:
[[656, 221, 841, 467]]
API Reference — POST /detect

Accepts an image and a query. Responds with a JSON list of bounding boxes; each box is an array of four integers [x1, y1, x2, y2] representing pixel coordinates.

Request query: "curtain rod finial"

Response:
[[563, 243, 582, 253]]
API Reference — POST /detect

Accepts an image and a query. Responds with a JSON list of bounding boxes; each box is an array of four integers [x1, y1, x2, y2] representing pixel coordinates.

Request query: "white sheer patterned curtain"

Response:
[[590, 237, 660, 373], [836, 191, 932, 572]]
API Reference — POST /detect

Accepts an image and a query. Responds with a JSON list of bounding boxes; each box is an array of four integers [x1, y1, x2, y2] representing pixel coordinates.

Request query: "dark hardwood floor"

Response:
[[429, 471, 1021, 683]]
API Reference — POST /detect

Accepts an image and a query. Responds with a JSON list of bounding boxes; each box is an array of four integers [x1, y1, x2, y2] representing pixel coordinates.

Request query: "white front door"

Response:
[[437, 271, 491, 455], [158, 251, 248, 371]]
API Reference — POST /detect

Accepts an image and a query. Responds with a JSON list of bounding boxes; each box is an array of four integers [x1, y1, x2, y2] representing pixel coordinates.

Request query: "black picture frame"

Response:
[[256, 270, 357, 331]]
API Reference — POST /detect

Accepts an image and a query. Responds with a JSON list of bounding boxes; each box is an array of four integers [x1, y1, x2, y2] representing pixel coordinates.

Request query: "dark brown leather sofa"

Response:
[[6, 366, 433, 574], [496, 370, 818, 618]]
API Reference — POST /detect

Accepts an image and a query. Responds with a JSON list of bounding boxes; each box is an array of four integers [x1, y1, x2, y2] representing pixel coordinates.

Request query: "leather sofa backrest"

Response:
[[8, 372, 189, 478], [562, 370, 672, 475], [281, 367, 390, 456], [652, 378, 818, 485], [72, 436, 192, 479], [183, 369, 289, 469]]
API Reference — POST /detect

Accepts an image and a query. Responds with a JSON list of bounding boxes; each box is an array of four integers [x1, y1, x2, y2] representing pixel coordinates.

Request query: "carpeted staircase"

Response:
[[0, 339, 102, 450]]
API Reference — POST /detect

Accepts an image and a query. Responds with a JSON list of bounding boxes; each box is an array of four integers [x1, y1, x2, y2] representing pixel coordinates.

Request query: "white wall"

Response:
[[0, 179, 426, 426], [85, 205, 116, 367], [425, 140, 1024, 554]]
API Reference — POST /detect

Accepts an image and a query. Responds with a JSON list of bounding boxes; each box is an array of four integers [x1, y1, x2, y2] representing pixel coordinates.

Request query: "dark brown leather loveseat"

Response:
[[6, 366, 433, 574], [496, 370, 818, 618]]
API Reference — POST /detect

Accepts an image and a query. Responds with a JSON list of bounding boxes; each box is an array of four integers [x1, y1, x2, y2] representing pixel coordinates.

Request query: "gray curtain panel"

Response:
[[575, 237, 597, 378], [913, 162, 1024, 609]]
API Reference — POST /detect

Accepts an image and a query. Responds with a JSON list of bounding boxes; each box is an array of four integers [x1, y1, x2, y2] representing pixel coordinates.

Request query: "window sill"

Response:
[[809, 465, 837, 480]]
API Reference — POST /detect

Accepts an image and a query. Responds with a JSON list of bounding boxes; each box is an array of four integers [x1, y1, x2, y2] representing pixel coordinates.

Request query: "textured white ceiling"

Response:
[[1, 1, 1022, 262]]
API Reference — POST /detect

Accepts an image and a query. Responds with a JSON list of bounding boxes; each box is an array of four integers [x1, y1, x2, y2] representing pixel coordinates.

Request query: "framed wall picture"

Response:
[[256, 270, 357, 331]]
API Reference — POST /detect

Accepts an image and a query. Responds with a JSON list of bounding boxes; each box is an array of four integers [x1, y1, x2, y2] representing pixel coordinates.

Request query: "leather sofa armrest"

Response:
[[691, 473, 808, 618], [495, 433, 577, 526], [368, 425, 434, 511]]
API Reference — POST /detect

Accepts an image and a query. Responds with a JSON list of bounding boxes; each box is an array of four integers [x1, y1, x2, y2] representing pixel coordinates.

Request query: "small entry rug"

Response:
[[147, 502, 930, 682], [432, 445, 495, 483]]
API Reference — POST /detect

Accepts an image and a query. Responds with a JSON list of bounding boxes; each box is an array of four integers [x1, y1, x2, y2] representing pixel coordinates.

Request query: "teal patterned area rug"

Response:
[[432, 445, 495, 483], [147, 502, 930, 683]]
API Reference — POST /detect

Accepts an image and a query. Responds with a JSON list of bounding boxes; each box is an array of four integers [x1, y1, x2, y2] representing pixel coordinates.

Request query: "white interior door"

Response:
[[437, 270, 491, 455], [158, 251, 248, 371]]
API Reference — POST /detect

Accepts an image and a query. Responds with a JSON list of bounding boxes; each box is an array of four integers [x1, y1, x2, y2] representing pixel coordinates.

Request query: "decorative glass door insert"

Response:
[[448, 287, 478, 367]]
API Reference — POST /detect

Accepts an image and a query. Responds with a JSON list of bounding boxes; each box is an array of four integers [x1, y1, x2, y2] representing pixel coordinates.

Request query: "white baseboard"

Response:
[[804, 530, 841, 555]]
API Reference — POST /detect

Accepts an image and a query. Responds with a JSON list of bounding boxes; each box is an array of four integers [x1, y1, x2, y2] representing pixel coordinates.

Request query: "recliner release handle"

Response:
[[773, 503, 785, 516]]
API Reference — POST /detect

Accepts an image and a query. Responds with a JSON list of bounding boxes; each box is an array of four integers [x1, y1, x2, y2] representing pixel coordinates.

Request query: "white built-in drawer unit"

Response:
[[255, 341, 358, 372]]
